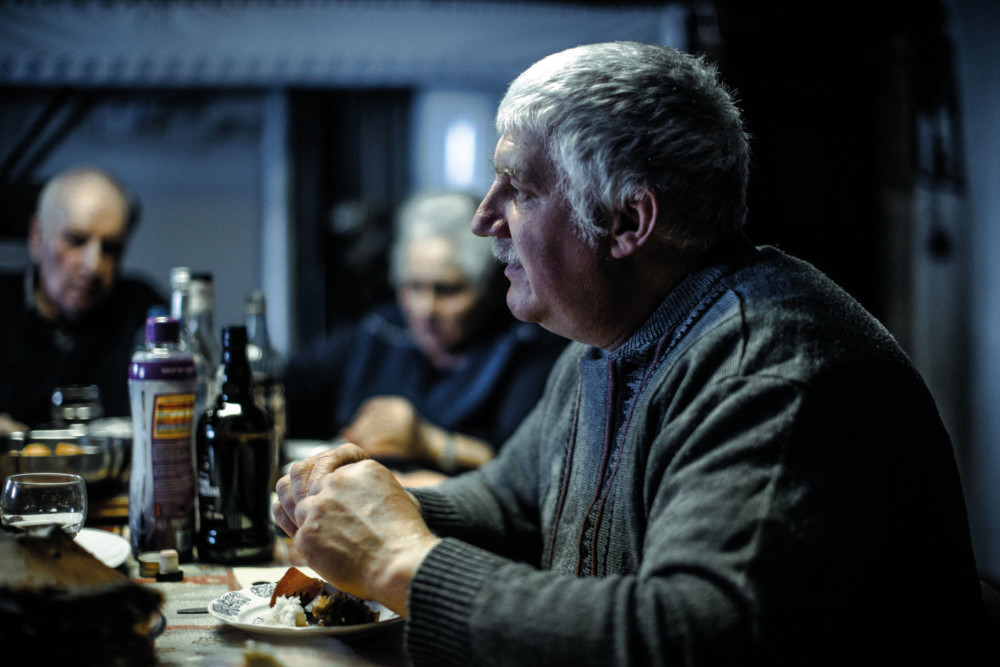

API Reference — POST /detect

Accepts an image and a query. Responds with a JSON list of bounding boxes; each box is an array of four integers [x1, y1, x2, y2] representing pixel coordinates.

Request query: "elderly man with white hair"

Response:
[[276, 43, 983, 666], [0, 167, 163, 430]]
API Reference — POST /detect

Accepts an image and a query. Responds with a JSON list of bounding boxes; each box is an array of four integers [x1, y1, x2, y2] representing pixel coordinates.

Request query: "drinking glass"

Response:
[[0, 472, 88, 536], [51, 384, 103, 425]]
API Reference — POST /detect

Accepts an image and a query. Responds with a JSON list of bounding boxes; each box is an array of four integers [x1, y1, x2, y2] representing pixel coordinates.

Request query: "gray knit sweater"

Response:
[[406, 242, 982, 666]]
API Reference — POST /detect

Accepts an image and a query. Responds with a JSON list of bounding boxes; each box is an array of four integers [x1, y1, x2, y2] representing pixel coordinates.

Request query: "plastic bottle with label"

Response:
[[128, 316, 197, 561]]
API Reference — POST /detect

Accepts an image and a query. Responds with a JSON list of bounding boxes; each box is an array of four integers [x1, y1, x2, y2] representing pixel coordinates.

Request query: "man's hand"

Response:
[[341, 395, 428, 461], [272, 442, 438, 617], [273, 443, 371, 537], [0, 413, 27, 436]]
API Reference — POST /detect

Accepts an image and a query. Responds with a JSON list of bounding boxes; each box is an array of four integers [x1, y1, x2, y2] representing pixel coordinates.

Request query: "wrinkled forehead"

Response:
[[42, 179, 129, 237], [492, 131, 558, 189]]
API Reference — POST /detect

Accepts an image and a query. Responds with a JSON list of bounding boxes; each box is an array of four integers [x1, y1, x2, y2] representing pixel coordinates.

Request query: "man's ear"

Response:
[[609, 188, 658, 259], [27, 214, 43, 262]]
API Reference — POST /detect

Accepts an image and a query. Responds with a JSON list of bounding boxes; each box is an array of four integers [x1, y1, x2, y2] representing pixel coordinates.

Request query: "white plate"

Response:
[[75, 527, 131, 569], [208, 582, 402, 638]]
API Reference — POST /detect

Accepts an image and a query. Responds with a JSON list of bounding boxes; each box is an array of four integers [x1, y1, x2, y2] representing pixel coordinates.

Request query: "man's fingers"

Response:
[[286, 459, 313, 503], [272, 498, 298, 537], [273, 443, 372, 534], [306, 443, 370, 495], [285, 442, 366, 502], [274, 475, 298, 530]]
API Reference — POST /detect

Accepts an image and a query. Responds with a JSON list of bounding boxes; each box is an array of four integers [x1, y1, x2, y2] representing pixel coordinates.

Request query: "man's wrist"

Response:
[[421, 423, 459, 473], [437, 431, 459, 473], [374, 534, 440, 617]]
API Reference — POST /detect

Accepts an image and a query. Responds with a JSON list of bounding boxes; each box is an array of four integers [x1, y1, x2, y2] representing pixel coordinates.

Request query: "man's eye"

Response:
[[63, 233, 88, 248], [101, 241, 125, 257], [511, 185, 531, 204], [433, 283, 466, 297]]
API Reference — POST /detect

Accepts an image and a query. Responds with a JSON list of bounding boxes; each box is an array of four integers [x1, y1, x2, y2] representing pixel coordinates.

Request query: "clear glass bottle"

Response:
[[195, 325, 275, 564], [128, 316, 197, 561], [188, 272, 221, 404], [245, 290, 287, 458], [169, 267, 211, 419]]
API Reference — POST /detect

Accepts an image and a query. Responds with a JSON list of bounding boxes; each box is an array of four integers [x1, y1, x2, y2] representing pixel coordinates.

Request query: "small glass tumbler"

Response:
[[1, 472, 88, 537], [51, 384, 103, 425]]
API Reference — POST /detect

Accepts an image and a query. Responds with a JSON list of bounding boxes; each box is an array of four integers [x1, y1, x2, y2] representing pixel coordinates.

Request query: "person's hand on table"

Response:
[[0, 413, 28, 436], [272, 443, 440, 617], [342, 395, 494, 474], [341, 395, 427, 461]]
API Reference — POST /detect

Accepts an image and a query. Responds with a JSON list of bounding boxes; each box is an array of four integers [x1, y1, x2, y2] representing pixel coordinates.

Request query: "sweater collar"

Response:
[[601, 239, 755, 363]]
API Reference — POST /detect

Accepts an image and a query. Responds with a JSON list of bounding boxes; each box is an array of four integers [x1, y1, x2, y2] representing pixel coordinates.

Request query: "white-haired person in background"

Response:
[[1, 166, 163, 433], [275, 43, 984, 665], [285, 190, 567, 486]]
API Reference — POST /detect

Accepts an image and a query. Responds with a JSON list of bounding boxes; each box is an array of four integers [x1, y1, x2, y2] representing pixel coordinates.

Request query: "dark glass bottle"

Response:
[[196, 325, 275, 564]]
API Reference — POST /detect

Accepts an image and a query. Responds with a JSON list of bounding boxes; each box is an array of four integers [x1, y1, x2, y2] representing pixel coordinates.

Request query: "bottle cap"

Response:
[[155, 548, 183, 581], [145, 316, 181, 343], [189, 275, 215, 313], [159, 548, 179, 574], [138, 551, 160, 577], [223, 325, 248, 349], [245, 289, 266, 316], [169, 266, 191, 290]]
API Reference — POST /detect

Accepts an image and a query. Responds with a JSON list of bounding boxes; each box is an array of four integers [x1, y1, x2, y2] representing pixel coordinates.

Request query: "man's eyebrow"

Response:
[[488, 156, 510, 178], [491, 161, 534, 184]]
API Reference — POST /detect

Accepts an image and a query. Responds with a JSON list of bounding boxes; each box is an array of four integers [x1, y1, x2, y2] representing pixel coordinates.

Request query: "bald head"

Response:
[[29, 168, 135, 320]]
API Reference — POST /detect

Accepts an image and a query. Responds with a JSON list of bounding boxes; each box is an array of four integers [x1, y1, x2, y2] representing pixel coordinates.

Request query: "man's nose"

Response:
[[79, 238, 103, 273], [472, 186, 507, 238], [409, 288, 438, 318]]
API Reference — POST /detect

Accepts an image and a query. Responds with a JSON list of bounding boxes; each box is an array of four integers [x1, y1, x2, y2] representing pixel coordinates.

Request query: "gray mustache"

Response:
[[492, 239, 520, 265]]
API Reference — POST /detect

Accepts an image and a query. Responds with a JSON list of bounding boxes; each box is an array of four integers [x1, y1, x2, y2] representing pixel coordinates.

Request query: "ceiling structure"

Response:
[[0, 1, 686, 89]]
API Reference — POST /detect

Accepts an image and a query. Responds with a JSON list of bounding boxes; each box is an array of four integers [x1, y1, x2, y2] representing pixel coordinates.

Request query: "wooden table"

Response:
[[143, 561, 410, 666], [95, 525, 411, 666]]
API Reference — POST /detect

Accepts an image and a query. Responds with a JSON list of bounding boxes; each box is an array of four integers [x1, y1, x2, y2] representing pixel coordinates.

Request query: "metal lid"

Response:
[[145, 316, 180, 343]]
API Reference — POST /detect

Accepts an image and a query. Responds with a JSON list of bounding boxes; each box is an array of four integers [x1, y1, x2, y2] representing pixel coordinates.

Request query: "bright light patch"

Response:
[[444, 119, 476, 188]]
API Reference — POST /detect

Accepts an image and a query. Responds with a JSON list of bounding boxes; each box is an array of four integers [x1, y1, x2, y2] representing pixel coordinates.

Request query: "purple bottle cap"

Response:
[[145, 316, 180, 343]]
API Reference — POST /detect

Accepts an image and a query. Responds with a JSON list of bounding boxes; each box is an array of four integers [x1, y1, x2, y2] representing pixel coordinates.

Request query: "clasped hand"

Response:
[[272, 443, 440, 616]]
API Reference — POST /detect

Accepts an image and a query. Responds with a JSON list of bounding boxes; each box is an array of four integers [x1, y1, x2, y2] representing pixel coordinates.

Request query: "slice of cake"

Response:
[[269, 566, 325, 608], [267, 566, 379, 626]]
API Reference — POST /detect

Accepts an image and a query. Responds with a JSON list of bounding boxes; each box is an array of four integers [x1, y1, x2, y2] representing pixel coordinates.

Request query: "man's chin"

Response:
[[505, 289, 540, 325], [60, 293, 105, 321], [60, 305, 91, 321]]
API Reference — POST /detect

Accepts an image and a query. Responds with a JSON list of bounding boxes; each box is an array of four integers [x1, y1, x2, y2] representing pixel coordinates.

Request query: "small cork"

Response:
[[159, 548, 179, 573], [155, 548, 183, 582]]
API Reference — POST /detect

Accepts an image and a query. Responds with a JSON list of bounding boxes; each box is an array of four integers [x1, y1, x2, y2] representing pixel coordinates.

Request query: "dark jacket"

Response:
[[0, 269, 165, 427]]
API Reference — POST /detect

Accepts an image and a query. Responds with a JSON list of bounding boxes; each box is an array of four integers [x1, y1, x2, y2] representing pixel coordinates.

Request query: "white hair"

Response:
[[496, 41, 750, 250], [390, 191, 496, 288]]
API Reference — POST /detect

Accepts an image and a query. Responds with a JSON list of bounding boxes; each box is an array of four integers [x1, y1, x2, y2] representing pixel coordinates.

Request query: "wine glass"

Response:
[[0, 472, 88, 537]]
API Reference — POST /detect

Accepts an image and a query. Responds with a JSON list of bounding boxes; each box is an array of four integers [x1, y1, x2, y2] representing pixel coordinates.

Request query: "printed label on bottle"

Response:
[[153, 393, 196, 439], [149, 392, 196, 518]]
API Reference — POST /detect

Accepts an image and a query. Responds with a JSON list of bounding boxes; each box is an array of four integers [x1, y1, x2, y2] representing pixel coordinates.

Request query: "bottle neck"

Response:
[[170, 288, 189, 323], [189, 281, 215, 333], [246, 312, 270, 346], [147, 339, 180, 353], [219, 340, 254, 402]]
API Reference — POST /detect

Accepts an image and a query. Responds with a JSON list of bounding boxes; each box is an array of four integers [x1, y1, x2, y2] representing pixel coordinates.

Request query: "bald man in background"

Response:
[[0, 167, 164, 431]]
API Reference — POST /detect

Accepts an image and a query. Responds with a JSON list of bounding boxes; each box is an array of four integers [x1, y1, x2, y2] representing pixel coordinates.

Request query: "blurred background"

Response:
[[1, 0, 998, 581]]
